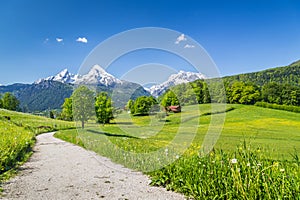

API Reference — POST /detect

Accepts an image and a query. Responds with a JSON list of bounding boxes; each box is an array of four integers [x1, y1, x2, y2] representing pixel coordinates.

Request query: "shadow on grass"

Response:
[[109, 122, 133, 125], [180, 107, 236, 123], [87, 129, 139, 139]]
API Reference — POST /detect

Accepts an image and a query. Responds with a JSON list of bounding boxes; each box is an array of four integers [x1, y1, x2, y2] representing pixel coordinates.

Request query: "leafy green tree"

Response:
[[60, 98, 73, 121], [226, 82, 260, 105], [95, 92, 114, 124], [126, 99, 135, 113], [133, 96, 152, 115], [72, 86, 94, 129], [2, 92, 20, 111], [130, 96, 158, 115], [147, 96, 160, 113], [161, 90, 180, 109], [239, 84, 261, 105], [227, 82, 244, 104]]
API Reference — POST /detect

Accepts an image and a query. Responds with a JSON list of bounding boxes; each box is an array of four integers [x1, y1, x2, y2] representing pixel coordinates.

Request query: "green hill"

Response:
[[222, 60, 300, 86]]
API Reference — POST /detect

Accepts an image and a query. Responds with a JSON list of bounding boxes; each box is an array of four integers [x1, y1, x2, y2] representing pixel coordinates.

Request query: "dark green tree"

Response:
[[49, 110, 55, 119], [60, 98, 73, 121], [0, 95, 3, 108], [72, 86, 94, 129], [261, 82, 282, 104], [2, 92, 20, 111], [202, 82, 211, 104], [191, 81, 204, 104], [95, 92, 114, 124]]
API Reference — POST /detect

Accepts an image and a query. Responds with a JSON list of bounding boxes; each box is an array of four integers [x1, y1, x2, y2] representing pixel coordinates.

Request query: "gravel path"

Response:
[[1, 132, 185, 200]]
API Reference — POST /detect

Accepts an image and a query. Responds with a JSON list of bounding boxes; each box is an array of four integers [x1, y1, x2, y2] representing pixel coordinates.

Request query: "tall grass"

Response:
[[149, 144, 300, 199], [0, 121, 35, 175], [0, 109, 75, 183], [56, 129, 300, 199]]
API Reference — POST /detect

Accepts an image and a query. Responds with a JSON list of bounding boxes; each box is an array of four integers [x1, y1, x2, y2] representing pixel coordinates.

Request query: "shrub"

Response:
[[255, 102, 300, 113]]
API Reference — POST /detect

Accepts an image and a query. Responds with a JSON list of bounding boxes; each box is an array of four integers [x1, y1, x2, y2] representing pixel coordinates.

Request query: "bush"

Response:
[[255, 102, 300, 113]]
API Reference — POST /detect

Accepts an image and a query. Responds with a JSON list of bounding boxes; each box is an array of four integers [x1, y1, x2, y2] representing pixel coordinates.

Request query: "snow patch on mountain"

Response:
[[149, 70, 206, 97], [35, 69, 78, 84], [74, 65, 122, 86], [35, 65, 122, 86], [35, 66, 205, 96]]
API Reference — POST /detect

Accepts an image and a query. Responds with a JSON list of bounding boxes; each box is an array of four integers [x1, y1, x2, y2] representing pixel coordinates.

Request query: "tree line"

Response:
[[40, 78, 300, 123], [163, 79, 300, 107]]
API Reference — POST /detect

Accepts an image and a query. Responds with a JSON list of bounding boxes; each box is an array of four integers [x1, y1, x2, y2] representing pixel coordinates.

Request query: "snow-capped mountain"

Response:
[[35, 66, 205, 97], [35, 65, 122, 86], [74, 65, 122, 86], [35, 69, 78, 84], [149, 70, 206, 97]]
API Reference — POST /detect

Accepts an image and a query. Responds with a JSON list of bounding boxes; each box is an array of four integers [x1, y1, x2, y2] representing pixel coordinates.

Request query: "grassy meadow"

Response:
[[0, 109, 75, 183], [55, 104, 300, 199]]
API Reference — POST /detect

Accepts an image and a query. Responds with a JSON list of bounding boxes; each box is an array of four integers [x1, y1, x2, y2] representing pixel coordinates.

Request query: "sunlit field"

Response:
[[55, 104, 300, 199]]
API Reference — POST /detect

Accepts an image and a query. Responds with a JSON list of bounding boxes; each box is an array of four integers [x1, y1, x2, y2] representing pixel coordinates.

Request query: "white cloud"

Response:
[[175, 34, 187, 44], [184, 44, 195, 48], [56, 38, 63, 43], [76, 37, 88, 43]]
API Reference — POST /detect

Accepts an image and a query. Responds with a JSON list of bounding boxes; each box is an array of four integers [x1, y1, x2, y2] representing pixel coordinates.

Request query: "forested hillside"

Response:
[[0, 81, 73, 112], [162, 60, 300, 107], [17, 81, 74, 112], [222, 60, 300, 86]]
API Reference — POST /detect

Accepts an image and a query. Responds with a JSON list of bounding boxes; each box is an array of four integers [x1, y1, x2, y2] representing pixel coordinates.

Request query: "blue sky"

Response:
[[0, 0, 300, 85]]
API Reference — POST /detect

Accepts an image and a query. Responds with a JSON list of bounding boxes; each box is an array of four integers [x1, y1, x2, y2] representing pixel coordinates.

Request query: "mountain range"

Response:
[[35, 65, 122, 86], [35, 65, 206, 96], [149, 70, 206, 97], [0, 65, 204, 112], [1, 60, 300, 112]]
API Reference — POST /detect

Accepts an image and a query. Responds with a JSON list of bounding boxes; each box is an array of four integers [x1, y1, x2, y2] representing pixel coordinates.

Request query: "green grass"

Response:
[[0, 109, 75, 134], [0, 109, 75, 184], [54, 104, 300, 199], [149, 145, 300, 199]]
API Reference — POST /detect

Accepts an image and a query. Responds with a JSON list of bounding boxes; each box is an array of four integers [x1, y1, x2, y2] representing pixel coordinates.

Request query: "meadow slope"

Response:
[[55, 104, 300, 199]]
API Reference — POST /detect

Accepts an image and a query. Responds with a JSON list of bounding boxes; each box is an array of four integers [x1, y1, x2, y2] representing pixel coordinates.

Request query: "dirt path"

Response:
[[1, 132, 185, 200]]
